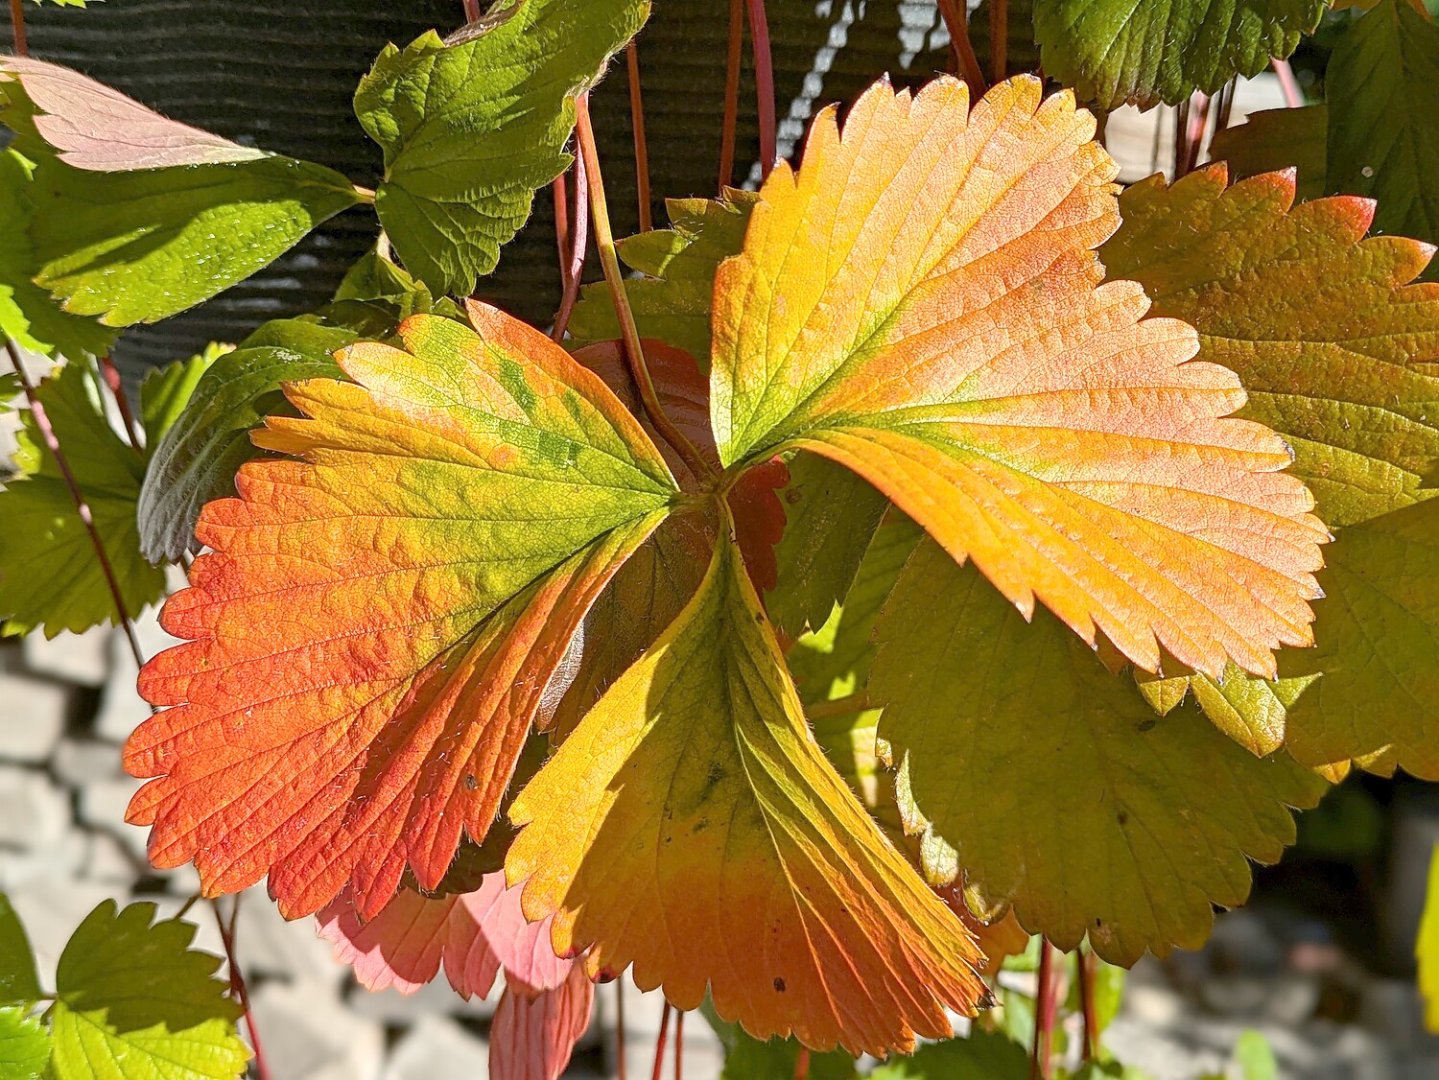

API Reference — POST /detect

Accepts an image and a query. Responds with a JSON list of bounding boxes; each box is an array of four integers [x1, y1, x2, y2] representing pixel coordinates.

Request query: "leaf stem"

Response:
[[626, 42, 653, 233], [214, 896, 271, 1080], [719, 0, 744, 190], [989, 0, 1008, 84], [1213, 77, 1238, 135], [673, 1008, 684, 1080], [615, 979, 628, 1080], [1077, 946, 1099, 1061], [806, 692, 873, 720], [4, 341, 145, 670], [795, 1046, 811, 1080], [574, 93, 714, 481], [651, 1002, 671, 1080], [551, 157, 589, 341], [745, 0, 777, 179], [8, 0, 27, 57], [352, 184, 376, 205], [99, 355, 144, 453], [937, 0, 987, 95], [1272, 57, 1302, 108], [461, 0, 482, 22], [1030, 940, 1057, 1080]]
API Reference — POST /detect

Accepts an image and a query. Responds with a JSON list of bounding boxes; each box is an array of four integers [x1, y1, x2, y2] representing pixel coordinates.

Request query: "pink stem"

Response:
[[551, 150, 589, 341], [719, 0, 744, 190], [214, 897, 271, 1080], [745, 0, 777, 179], [1272, 57, 1302, 109]]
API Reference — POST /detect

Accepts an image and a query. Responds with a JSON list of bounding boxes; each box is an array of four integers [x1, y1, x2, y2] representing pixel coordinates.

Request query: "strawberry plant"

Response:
[[3, 0, 1439, 1077]]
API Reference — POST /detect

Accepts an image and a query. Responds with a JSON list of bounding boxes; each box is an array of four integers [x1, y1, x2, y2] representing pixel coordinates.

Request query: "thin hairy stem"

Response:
[[1172, 97, 1191, 181], [1181, 91, 1210, 176], [461, 0, 481, 23], [673, 1009, 684, 1080], [719, 0, 744, 189], [616, 980, 628, 1080], [1272, 57, 1302, 108], [99, 356, 144, 453], [5, 342, 146, 669], [8, 0, 26, 56], [795, 1046, 812, 1080], [1030, 940, 1058, 1079], [1077, 948, 1099, 1061], [214, 896, 271, 1080], [1214, 77, 1238, 135], [989, 0, 1008, 84], [551, 158, 589, 341], [745, 0, 777, 179], [651, 1002, 672, 1080], [574, 93, 714, 480], [626, 42, 653, 232], [937, 0, 987, 94]]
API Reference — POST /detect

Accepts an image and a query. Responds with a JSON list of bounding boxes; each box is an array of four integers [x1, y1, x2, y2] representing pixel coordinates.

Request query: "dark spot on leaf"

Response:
[[773, 977, 786, 992], [1136, 718, 1157, 733], [463, 774, 478, 791], [1116, 810, 1129, 826]]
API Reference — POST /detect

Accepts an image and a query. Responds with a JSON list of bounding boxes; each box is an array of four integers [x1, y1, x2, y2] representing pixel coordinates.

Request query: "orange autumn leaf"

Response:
[[127, 302, 677, 919], [506, 529, 988, 1055], [710, 75, 1328, 679]]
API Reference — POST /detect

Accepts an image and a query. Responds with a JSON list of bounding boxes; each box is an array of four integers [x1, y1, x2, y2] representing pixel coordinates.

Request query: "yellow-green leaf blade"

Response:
[[872, 538, 1329, 965], [507, 530, 988, 1055]]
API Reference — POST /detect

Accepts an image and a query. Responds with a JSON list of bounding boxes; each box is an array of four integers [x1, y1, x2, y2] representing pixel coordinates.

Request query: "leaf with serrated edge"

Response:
[[872, 539, 1328, 964], [0, 358, 165, 637], [1033, 0, 1326, 110], [1327, 0, 1439, 282], [127, 302, 677, 919], [712, 76, 1326, 680], [490, 965, 594, 1080], [1280, 499, 1439, 778], [507, 530, 988, 1055], [0, 1007, 49, 1080], [355, 0, 649, 295], [0, 57, 267, 170], [0, 895, 40, 1007], [1208, 106, 1328, 200], [48, 900, 247, 1080]]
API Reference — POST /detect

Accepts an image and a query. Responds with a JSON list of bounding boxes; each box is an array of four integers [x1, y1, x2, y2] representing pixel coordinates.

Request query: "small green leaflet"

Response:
[[869, 1028, 1028, 1079], [354, 0, 650, 296], [0, 1008, 50, 1080], [1033, 0, 1326, 109], [1327, 0, 1439, 281], [1208, 105, 1328, 200], [569, 190, 757, 364], [0, 149, 115, 358], [137, 319, 356, 563], [0, 895, 41, 1007], [48, 900, 248, 1080], [0, 358, 166, 637], [2, 58, 361, 325]]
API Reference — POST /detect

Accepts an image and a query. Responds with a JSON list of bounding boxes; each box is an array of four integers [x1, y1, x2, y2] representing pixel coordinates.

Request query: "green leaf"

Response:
[[1327, 0, 1439, 280], [49, 900, 247, 1080], [355, 0, 650, 296], [0, 149, 115, 358], [569, 191, 757, 363], [1135, 665, 1314, 757], [1033, 0, 1326, 109], [1280, 498, 1439, 777], [869, 1028, 1029, 1080], [765, 453, 888, 640], [139, 344, 229, 450], [1417, 844, 1439, 1031], [135, 318, 356, 563], [0, 358, 166, 637], [0, 1007, 49, 1080], [0, 895, 41, 1007], [871, 539, 1329, 964], [719, 1032, 859, 1080], [1233, 1030, 1279, 1080], [1208, 105, 1329, 200]]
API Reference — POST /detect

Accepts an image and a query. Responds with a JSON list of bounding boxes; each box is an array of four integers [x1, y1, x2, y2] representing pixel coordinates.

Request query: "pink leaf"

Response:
[[317, 871, 571, 1000], [0, 56, 268, 170], [490, 964, 596, 1080]]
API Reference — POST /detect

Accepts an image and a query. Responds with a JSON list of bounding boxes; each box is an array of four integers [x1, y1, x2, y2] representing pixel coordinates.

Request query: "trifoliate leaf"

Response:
[[765, 453, 888, 640], [1103, 165, 1439, 751], [869, 1028, 1029, 1080], [0, 1007, 49, 1080], [1033, 0, 1327, 109], [712, 76, 1327, 681], [2, 57, 361, 325], [135, 319, 356, 563], [128, 303, 677, 919], [569, 191, 758, 364], [0, 358, 166, 637], [1208, 105, 1329, 200], [0, 895, 40, 1007], [0, 148, 115, 358], [48, 900, 247, 1080], [1327, 0, 1439, 281], [506, 532, 989, 1055], [354, 0, 650, 296], [1279, 499, 1439, 777], [872, 539, 1329, 964]]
